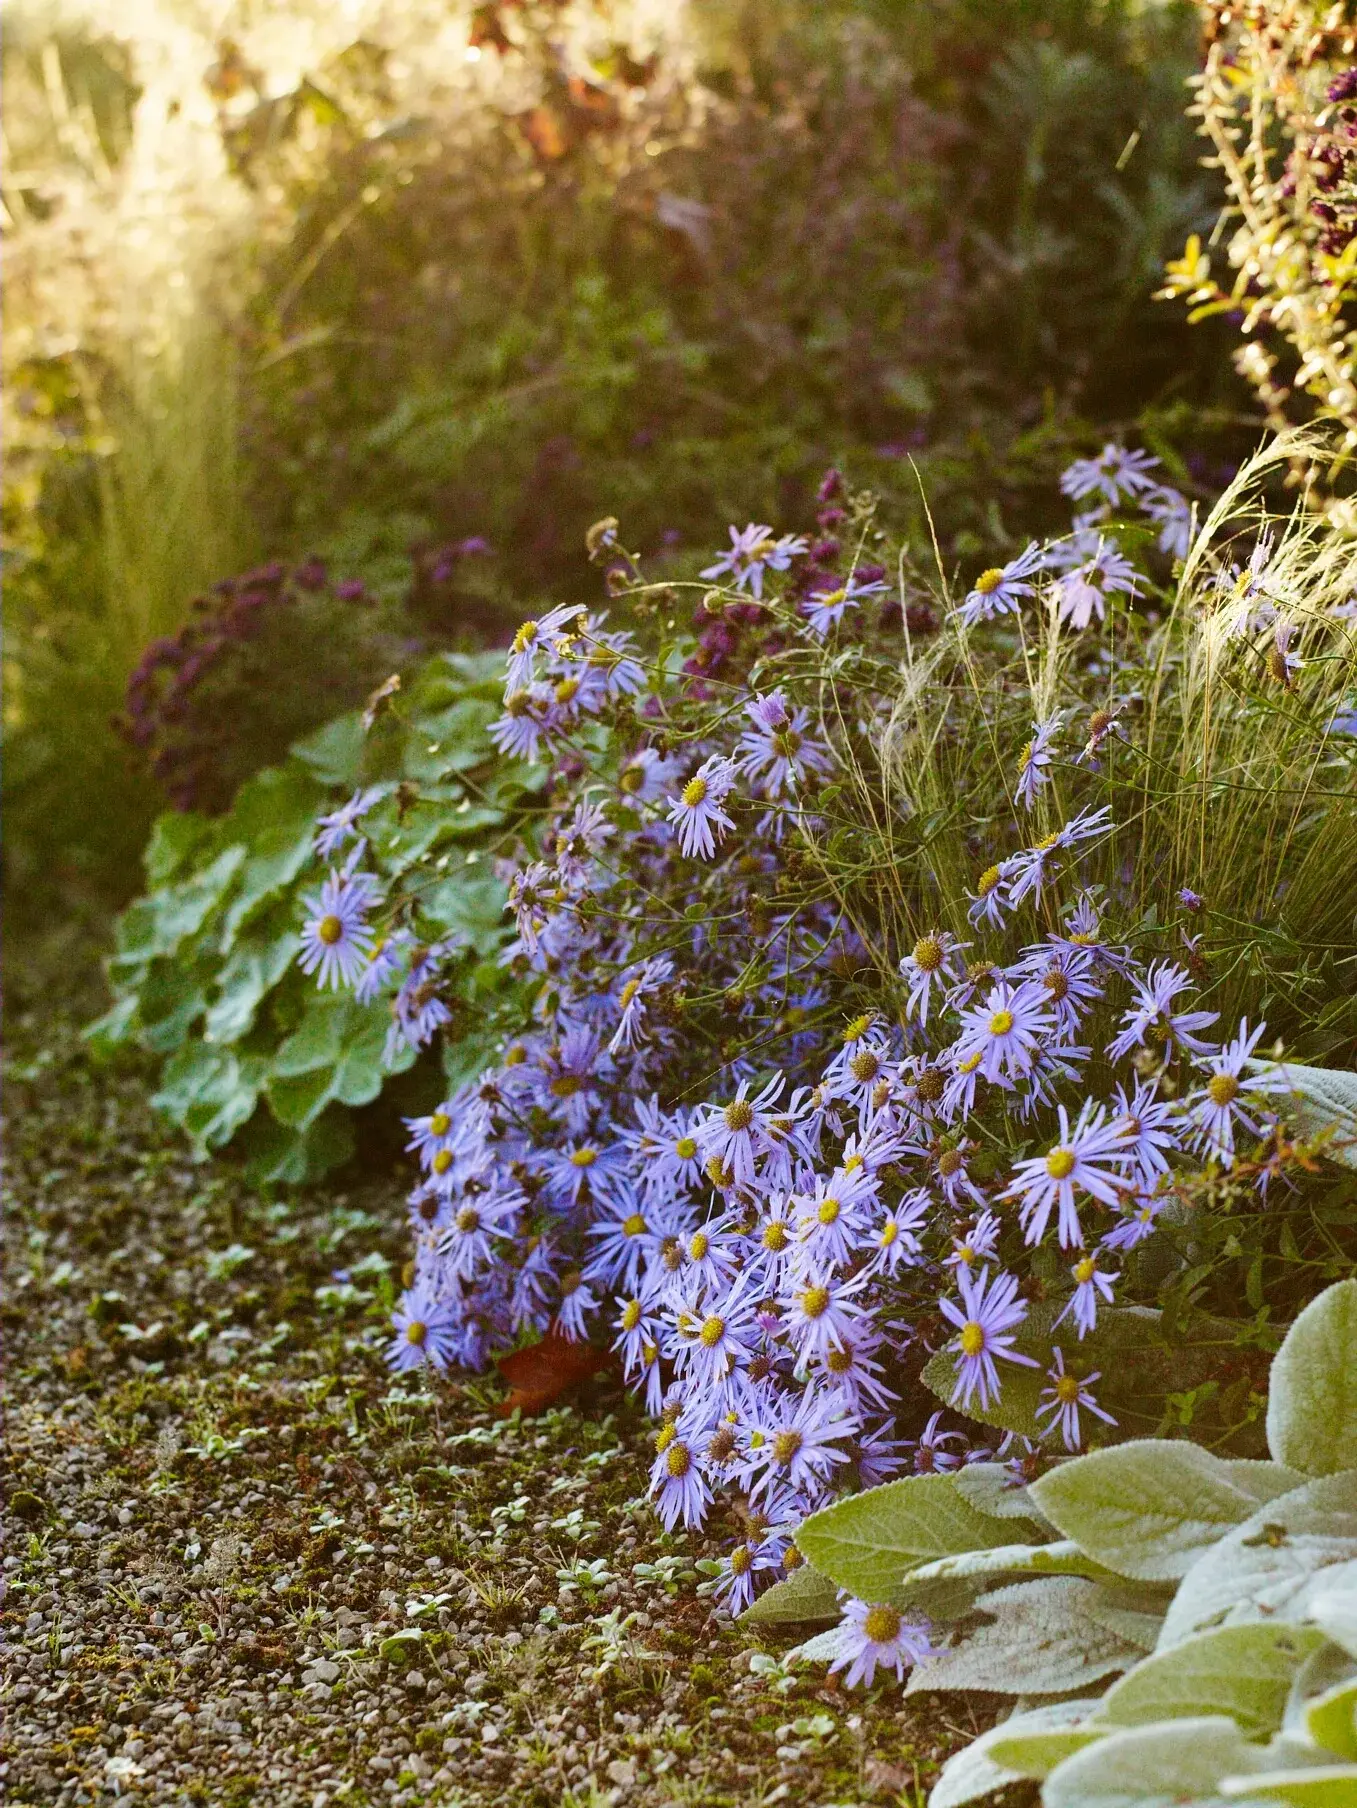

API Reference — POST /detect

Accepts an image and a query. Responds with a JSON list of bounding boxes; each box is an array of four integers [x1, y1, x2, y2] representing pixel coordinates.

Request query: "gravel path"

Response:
[[2, 995, 996, 1807]]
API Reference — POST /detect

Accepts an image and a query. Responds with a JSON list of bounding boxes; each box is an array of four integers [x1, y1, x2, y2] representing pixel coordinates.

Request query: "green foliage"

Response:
[[773, 1279, 1357, 1808], [87, 652, 543, 1183]]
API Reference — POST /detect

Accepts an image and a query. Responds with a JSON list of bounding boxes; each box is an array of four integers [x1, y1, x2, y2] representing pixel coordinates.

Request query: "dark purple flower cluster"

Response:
[[118, 538, 502, 814]]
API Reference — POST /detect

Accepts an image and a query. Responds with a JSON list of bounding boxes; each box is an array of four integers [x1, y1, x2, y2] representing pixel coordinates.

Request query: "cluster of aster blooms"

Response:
[[294, 449, 1287, 1639]]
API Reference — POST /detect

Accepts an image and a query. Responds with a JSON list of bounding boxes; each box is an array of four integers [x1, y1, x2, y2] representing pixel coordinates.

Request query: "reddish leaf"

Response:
[[495, 1333, 614, 1416]]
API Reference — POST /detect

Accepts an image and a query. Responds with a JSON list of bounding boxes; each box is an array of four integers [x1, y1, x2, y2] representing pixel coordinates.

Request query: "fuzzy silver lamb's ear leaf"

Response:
[[1157, 1472, 1357, 1651], [928, 1700, 1103, 1808], [905, 1578, 1151, 1698], [1253, 1061, 1357, 1168], [952, 1461, 1054, 1528], [739, 1563, 839, 1626], [795, 1473, 1017, 1605], [908, 1539, 1129, 1588], [1097, 1622, 1327, 1741], [1028, 1442, 1284, 1582], [1267, 1280, 1357, 1478], [1041, 1714, 1268, 1806]]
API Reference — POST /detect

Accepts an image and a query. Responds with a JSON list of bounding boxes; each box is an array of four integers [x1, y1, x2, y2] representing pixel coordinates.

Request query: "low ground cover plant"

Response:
[[196, 433, 1357, 1612], [91, 652, 541, 1183]]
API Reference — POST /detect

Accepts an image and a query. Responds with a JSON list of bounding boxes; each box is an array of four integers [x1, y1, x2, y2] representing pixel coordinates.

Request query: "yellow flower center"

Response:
[[1045, 1148, 1077, 1180], [959, 1321, 985, 1357], [654, 1422, 677, 1454], [917, 1067, 945, 1102], [783, 1543, 805, 1571], [619, 977, 641, 1008], [429, 1111, 451, 1137], [510, 621, 539, 655], [974, 567, 1005, 595], [1037, 831, 1061, 851], [432, 1149, 454, 1175], [455, 1206, 480, 1232], [551, 1073, 584, 1097], [1207, 1073, 1240, 1107], [730, 1544, 753, 1576], [724, 1098, 755, 1132], [989, 1009, 1014, 1036], [1073, 1256, 1097, 1285], [570, 1147, 597, 1168], [621, 1299, 642, 1331], [913, 935, 944, 971], [843, 1013, 874, 1043], [666, 1442, 691, 1478], [850, 1050, 880, 1082], [554, 676, 580, 706], [623, 1212, 647, 1237], [817, 1197, 841, 1225], [690, 1232, 710, 1261], [863, 1605, 902, 1643], [880, 1221, 898, 1247], [937, 1148, 962, 1176], [958, 1051, 983, 1075], [800, 1285, 830, 1319], [763, 1221, 788, 1252], [317, 914, 343, 946], [1055, 1374, 1082, 1405], [699, 1315, 726, 1348], [681, 776, 709, 808], [826, 1345, 854, 1373], [405, 1320, 427, 1346], [772, 1430, 803, 1465], [675, 1136, 698, 1160], [977, 865, 1001, 896], [843, 1153, 864, 1173]]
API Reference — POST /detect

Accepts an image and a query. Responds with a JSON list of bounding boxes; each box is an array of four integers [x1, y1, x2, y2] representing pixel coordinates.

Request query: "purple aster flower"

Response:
[[744, 1386, 856, 1503], [965, 860, 1013, 927], [1106, 961, 1219, 1065], [899, 930, 969, 1024], [504, 603, 586, 694], [354, 928, 412, 1004], [386, 1280, 462, 1373], [315, 786, 385, 858], [1015, 715, 1060, 810], [952, 979, 1055, 1086], [1056, 1250, 1118, 1338], [712, 1536, 782, 1614], [1060, 444, 1161, 509], [298, 868, 377, 989], [700, 523, 808, 599], [781, 1270, 870, 1361], [1142, 485, 1194, 560], [938, 1267, 1038, 1410], [954, 543, 1045, 627], [828, 1597, 935, 1688], [693, 1073, 784, 1187], [667, 755, 738, 859], [736, 694, 833, 796], [650, 1427, 713, 1529], [1001, 1100, 1134, 1249], [1108, 1079, 1182, 1189], [1054, 542, 1141, 629], [618, 745, 683, 803], [1187, 1019, 1278, 1165], [608, 956, 673, 1056], [1037, 1348, 1117, 1451], [490, 686, 553, 763], [553, 1267, 601, 1341], [904, 1410, 966, 1475], [801, 572, 888, 637]]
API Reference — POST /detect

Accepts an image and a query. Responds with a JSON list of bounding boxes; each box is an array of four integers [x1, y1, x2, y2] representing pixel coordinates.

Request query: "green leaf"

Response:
[[136, 961, 209, 1054], [1028, 1443, 1306, 1582], [907, 1540, 1134, 1588], [952, 1462, 1053, 1527], [1042, 1715, 1268, 1807], [1305, 1679, 1357, 1761], [84, 994, 139, 1056], [420, 870, 509, 954], [983, 1723, 1106, 1779], [929, 1701, 1103, 1808], [739, 1564, 839, 1626], [795, 1474, 1019, 1605], [204, 933, 299, 1045], [906, 1578, 1157, 1698], [1220, 1767, 1357, 1805], [151, 1044, 268, 1153], [1098, 1624, 1327, 1740], [146, 846, 247, 958], [1267, 1281, 1357, 1478], [143, 810, 217, 887], [219, 763, 329, 950], [240, 1107, 355, 1185], [293, 712, 366, 787], [1157, 1472, 1357, 1650]]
